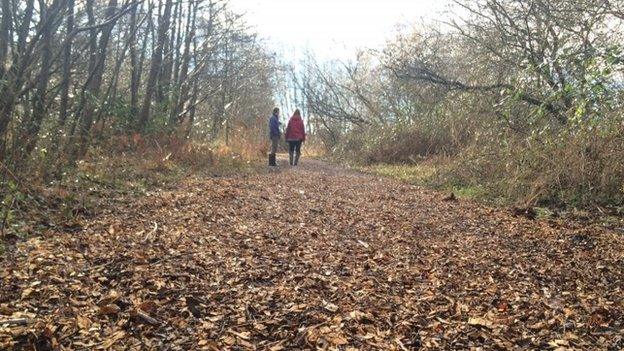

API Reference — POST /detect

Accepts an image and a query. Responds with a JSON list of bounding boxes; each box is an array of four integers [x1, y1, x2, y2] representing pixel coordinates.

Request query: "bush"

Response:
[[332, 123, 460, 165], [331, 113, 624, 209], [439, 125, 624, 208]]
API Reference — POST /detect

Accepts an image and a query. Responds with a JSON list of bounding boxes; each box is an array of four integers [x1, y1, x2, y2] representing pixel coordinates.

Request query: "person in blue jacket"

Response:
[[268, 107, 281, 166]]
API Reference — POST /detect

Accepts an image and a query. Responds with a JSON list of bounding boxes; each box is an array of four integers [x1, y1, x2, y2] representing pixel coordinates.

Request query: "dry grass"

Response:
[[1, 133, 266, 241], [440, 128, 624, 208], [333, 122, 624, 209], [332, 124, 458, 165]]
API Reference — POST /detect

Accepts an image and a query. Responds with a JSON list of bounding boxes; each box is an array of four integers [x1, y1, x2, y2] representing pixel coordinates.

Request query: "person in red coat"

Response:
[[284, 109, 306, 166]]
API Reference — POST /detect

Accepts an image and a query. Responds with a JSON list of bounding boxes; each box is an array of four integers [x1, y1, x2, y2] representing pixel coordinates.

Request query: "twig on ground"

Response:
[[0, 318, 29, 326]]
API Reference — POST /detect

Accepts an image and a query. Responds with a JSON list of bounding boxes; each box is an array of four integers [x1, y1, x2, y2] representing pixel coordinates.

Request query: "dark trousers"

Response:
[[288, 140, 302, 165]]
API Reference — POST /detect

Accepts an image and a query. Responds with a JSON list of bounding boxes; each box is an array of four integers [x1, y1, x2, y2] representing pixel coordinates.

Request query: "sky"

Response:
[[229, 0, 451, 61]]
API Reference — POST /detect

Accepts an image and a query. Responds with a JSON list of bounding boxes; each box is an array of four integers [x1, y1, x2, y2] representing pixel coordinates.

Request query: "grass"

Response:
[[358, 161, 624, 231], [359, 163, 497, 203], [452, 185, 488, 200]]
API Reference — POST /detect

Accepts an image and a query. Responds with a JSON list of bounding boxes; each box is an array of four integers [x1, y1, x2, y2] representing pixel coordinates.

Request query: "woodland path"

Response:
[[1, 157, 623, 350]]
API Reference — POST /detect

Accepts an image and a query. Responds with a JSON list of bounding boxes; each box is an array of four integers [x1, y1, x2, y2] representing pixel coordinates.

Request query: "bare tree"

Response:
[[0, 0, 278, 178], [137, 0, 173, 131]]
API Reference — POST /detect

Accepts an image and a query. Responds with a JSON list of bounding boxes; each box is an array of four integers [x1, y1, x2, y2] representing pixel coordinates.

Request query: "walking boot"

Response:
[[289, 152, 294, 166], [294, 153, 300, 166], [269, 154, 277, 167]]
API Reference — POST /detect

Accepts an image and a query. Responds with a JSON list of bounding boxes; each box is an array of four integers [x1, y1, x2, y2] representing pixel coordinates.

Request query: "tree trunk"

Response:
[[75, 0, 119, 156], [137, 0, 173, 132], [96, 11, 145, 139], [171, 0, 185, 87], [186, 80, 199, 139], [0, 0, 11, 80], [158, 0, 178, 108], [24, 0, 62, 157], [0, 0, 35, 145], [58, 0, 74, 127], [128, 2, 142, 121], [169, 0, 197, 126]]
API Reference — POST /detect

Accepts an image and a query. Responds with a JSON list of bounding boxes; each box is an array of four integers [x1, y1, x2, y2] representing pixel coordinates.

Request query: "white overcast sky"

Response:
[[229, 0, 451, 61]]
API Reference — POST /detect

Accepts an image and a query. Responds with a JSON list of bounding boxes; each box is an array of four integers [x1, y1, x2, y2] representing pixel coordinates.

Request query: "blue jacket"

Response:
[[269, 115, 281, 138]]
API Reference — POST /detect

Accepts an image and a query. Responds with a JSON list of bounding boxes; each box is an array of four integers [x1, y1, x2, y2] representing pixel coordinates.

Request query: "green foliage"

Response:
[[0, 181, 25, 236], [108, 99, 136, 133]]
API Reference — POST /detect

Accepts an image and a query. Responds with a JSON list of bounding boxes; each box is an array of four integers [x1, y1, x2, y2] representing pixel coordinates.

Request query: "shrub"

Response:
[[440, 125, 624, 208], [332, 123, 460, 165]]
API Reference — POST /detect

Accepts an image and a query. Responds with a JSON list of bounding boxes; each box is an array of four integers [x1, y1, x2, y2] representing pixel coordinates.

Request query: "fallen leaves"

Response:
[[468, 316, 495, 329], [75, 315, 91, 330], [102, 330, 125, 349], [98, 304, 121, 316], [1, 159, 623, 350]]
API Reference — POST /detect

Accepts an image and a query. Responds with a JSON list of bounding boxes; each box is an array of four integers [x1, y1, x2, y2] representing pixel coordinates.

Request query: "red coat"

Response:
[[285, 115, 306, 141]]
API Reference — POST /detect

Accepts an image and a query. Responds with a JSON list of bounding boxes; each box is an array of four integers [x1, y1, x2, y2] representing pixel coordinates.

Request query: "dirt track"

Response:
[[1, 157, 623, 350]]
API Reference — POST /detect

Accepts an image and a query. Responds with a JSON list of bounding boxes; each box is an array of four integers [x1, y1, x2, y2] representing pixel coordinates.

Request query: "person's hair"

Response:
[[273, 107, 280, 115], [293, 109, 301, 117]]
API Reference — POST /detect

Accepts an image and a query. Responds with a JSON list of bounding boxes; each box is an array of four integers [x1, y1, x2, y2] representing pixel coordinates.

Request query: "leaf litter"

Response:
[[1, 159, 623, 350]]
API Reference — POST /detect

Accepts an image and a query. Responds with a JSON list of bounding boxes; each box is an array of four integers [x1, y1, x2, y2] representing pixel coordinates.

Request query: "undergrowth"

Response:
[[358, 162, 494, 203], [0, 138, 264, 252], [338, 122, 624, 216]]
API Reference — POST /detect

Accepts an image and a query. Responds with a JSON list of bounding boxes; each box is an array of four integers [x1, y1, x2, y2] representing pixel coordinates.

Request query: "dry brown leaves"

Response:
[[1, 159, 623, 350]]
